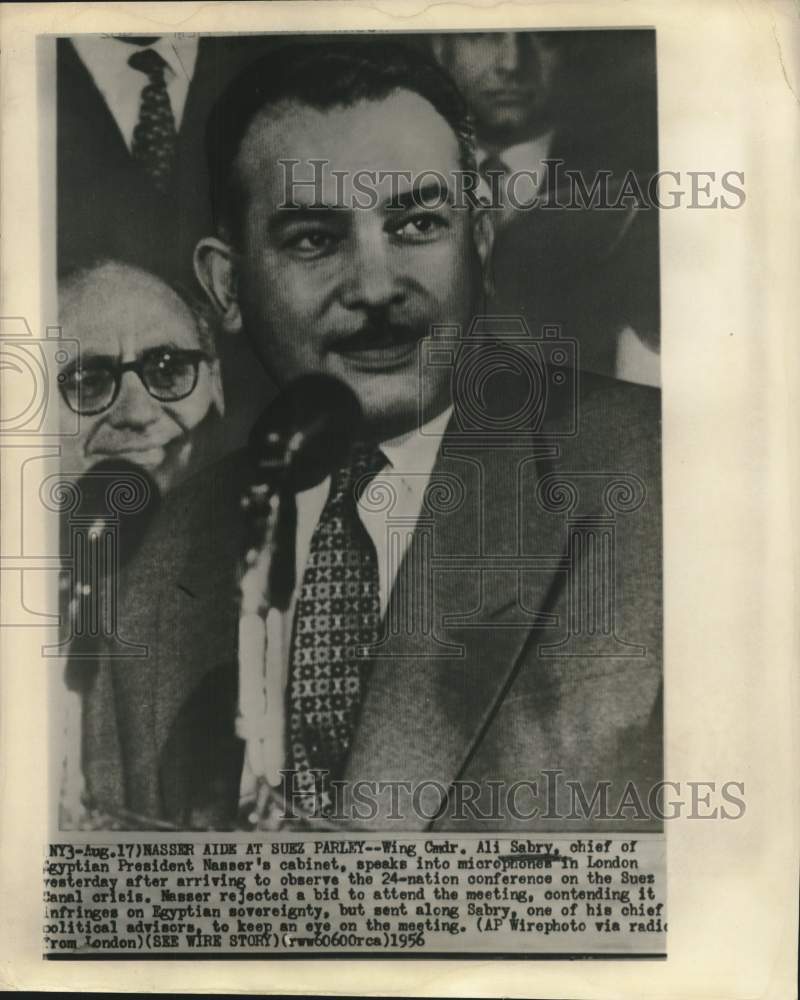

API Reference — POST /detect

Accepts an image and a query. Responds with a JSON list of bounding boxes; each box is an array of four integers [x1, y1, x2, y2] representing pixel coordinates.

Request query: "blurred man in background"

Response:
[[433, 31, 660, 385], [432, 32, 563, 213]]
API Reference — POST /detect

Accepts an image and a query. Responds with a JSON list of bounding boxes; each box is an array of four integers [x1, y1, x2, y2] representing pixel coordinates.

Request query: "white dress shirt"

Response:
[[71, 35, 199, 149], [239, 405, 453, 806], [615, 326, 661, 387]]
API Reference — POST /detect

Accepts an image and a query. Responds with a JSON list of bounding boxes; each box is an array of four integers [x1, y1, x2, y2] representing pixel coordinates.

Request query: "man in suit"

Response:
[[57, 33, 280, 283], [79, 39, 661, 833], [432, 31, 661, 385]]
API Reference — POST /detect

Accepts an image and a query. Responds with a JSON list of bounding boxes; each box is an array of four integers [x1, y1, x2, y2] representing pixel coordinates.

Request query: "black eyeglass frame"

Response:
[[58, 348, 211, 417]]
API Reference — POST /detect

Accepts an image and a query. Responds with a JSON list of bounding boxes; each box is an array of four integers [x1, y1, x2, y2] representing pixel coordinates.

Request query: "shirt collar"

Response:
[[72, 34, 198, 83], [153, 36, 199, 82], [379, 405, 453, 480], [478, 129, 555, 175]]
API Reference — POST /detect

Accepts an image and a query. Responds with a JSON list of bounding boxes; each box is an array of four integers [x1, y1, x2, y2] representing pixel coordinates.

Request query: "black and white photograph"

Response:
[[54, 28, 662, 837], [32, 24, 669, 957]]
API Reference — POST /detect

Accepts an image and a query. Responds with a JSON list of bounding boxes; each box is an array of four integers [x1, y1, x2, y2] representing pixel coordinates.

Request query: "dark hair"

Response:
[[206, 37, 477, 242]]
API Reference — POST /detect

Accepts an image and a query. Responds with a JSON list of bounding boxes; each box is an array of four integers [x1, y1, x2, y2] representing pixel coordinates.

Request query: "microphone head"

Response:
[[249, 374, 363, 492]]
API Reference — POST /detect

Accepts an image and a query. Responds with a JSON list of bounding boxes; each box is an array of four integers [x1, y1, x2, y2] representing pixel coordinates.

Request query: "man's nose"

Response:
[[494, 32, 524, 74], [108, 371, 162, 428], [339, 228, 404, 311]]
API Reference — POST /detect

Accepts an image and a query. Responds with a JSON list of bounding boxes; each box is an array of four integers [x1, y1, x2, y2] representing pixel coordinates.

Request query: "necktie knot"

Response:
[[128, 47, 169, 83], [329, 442, 385, 507]]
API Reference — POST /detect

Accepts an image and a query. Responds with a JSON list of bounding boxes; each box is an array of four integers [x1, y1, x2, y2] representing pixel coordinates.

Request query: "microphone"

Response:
[[248, 373, 363, 492], [237, 375, 363, 810], [243, 374, 363, 608]]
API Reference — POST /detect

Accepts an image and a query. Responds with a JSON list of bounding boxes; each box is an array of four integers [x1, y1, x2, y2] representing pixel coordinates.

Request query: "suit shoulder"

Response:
[[119, 451, 247, 599], [578, 370, 661, 446], [541, 369, 662, 480], [163, 449, 249, 524], [578, 369, 660, 418]]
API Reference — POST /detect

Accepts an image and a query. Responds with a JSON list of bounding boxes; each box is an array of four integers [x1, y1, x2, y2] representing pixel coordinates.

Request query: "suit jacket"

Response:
[[81, 366, 662, 832]]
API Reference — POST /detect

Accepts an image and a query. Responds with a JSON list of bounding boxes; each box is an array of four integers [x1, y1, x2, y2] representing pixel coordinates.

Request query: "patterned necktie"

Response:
[[128, 48, 177, 191], [288, 442, 385, 816]]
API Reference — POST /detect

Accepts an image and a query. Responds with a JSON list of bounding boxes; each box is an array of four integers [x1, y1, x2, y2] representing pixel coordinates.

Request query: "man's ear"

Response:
[[194, 238, 242, 335], [471, 208, 495, 299]]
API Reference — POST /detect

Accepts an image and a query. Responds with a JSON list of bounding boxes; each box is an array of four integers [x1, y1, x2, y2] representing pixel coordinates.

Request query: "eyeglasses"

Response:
[[58, 348, 210, 417]]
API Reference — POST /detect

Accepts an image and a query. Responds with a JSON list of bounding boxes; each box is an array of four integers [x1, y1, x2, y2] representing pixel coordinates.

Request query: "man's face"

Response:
[[58, 264, 219, 492], [225, 90, 489, 440], [439, 32, 561, 147]]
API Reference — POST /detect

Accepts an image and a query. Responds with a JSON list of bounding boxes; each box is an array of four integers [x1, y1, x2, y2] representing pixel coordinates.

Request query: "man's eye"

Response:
[[284, 231, 338, 257], [60, 366, 112, 404], [69, 368, 107, 392], [392, 214, 449, 241], [148, 352, 189, 381]]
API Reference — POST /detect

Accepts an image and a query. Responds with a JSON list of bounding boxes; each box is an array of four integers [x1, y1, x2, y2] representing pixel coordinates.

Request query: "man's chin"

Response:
[[319, 359, 414, 433], [88, 440, 190, 492], [94, 447, 167, 470], [477, 106, 541, 141]]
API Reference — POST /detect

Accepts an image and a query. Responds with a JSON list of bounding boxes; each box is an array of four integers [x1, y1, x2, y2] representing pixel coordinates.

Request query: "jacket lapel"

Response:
[[343, 417, 570, 829]]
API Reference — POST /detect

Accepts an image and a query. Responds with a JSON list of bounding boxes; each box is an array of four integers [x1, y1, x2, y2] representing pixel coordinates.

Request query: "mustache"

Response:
[[332, 317, 427, 352]]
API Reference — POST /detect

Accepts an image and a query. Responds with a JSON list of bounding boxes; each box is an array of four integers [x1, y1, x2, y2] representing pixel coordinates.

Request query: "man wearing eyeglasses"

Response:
[[57, 260, 224, 493]]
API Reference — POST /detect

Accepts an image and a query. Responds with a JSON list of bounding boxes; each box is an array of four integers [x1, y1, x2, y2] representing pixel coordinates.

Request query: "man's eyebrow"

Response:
[[60, 343, 192, 370], [385, 181, 452, 211], [142, 340, 195, 353], [267, 204, 347, 235], [61, 349, 116, 369]]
